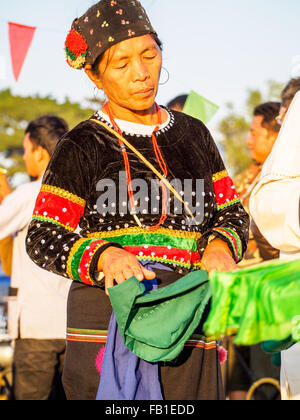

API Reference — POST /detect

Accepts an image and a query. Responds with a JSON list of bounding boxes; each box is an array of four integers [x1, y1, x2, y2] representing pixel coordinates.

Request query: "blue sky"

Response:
[[1, 0, 300, 121]]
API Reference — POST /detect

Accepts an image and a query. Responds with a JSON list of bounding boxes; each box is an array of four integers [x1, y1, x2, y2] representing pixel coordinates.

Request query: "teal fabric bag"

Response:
[[108, 270, 211, 363]]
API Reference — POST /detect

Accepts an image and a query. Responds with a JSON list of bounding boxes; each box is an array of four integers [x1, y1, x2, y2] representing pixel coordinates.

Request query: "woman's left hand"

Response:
[[201, 239, 238, 273]]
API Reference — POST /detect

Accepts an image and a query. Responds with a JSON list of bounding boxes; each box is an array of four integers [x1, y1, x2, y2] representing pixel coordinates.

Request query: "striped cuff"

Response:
[[67, 238, 124, 286], [67, 238, 110, 285], [212, 227, 243, 263]]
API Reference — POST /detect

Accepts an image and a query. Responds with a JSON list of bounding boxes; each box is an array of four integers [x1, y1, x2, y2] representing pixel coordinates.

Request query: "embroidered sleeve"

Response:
[[26, 134, 120, 286], [197, 129, 250, 263]]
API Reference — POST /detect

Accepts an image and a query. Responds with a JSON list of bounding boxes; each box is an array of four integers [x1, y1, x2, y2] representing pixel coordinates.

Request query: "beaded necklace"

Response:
[[103, 102, 168, 231]]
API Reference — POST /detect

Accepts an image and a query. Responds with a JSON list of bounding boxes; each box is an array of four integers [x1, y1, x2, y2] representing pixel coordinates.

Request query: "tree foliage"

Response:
[[0, 89, 96, 152], [0, 89, 98, 175], [218, 80, 284, 176]]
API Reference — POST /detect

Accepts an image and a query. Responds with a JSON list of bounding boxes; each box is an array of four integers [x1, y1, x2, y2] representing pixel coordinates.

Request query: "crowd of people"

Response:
[[0, 0, 299, 401]]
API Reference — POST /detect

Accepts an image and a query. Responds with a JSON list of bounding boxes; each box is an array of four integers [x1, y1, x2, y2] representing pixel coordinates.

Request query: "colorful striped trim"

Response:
[[121, 245, 201, 269], [87, 229, 202, 271], [192, 261, 202, 269], [212, 170, 228, 183], [216, 198, 241, 211], [185, 338, 217, 350], [67, 238, 109, 285], [32, 215, 75, 232], [88, 232, 199, 253], [33, 189, 85, 232], [213, 227, 242, 262], [79, 240, 109, 285], [212, 172, 240, 210], [67, 329, 108, 344], [87, 227, 202, 241], [67, 238, 88, 280], [66, 328, 217, 349], [41, 184, 86, 207]]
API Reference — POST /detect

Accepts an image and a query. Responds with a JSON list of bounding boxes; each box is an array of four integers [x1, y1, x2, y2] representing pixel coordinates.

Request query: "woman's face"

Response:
[[86, 34, 162, 112]]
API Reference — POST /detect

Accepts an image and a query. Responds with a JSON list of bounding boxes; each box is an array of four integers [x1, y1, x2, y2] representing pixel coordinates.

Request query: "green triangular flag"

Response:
[[183, 90, 219, 124]]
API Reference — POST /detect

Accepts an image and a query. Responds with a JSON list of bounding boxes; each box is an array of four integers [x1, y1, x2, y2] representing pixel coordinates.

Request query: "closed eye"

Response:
[[116, 63, 128, 69]]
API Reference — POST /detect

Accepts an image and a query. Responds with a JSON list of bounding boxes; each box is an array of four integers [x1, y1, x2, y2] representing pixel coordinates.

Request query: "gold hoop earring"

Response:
[[159, 67, 170, 86]]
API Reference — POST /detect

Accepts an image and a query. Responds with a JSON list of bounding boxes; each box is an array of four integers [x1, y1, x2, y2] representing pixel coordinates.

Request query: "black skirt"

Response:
[[62, 269, 225, 401]]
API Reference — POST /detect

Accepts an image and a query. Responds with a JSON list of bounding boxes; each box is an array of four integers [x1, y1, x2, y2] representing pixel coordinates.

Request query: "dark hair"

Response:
[[91, 34, 163, 77], [167, 94, 188, 111], [25, 115, 69, 157], [253, 102, 281, 133], [281, 77, 300, 109]]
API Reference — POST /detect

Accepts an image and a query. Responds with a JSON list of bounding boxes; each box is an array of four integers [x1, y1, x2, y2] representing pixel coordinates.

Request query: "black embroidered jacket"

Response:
[[26, 109, 249, 285]]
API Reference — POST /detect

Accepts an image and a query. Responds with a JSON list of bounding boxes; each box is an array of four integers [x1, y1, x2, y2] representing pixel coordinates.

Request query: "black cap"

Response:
[[65, 0, 157, 70]]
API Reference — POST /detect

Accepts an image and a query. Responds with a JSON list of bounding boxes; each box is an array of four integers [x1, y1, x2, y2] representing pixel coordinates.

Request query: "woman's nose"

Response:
[[132, 59, 149, 81]]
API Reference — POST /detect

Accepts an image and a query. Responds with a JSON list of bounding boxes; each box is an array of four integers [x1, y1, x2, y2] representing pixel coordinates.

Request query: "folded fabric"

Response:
[[97, 311, 163, 401], [204, 259, 300, 345], [97, 263, 173, 401], [108, 270, 211, 363]]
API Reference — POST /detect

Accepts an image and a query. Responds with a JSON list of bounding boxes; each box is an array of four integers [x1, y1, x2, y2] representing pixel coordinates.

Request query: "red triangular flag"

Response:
[[8, 22, 36, 82]]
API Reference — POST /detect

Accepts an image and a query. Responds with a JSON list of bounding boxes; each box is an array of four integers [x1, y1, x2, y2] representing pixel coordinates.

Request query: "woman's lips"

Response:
[[133, 87, 154, 96]]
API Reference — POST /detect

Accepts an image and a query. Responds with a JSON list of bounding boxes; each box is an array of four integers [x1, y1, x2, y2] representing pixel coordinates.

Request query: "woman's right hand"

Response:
[[98, 247, 156, 295]]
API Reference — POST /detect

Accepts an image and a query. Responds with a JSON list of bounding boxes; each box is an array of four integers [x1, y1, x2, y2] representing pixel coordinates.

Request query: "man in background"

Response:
[[0, 116, 71, 400], [235, 102, 281, 264], [167, 94, 188, 112], [226, 102, 282, 400]]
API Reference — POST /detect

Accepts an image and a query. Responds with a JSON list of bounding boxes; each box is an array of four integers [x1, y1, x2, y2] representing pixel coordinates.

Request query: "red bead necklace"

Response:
[[103, 103, 168, 231]]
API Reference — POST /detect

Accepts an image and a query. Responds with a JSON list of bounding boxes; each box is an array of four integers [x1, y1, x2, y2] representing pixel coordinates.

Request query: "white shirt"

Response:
[[250, 91, 300, 400], [0, 180, 70, 340], [250, 91, 300, 260]]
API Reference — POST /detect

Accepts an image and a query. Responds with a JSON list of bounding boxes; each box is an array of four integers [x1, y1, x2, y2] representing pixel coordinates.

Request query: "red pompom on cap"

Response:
[[65, 29, 88, 69]]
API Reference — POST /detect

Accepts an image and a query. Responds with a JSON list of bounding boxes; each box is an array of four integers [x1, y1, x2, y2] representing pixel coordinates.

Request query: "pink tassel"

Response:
[[95, 346, 106, 375], [218, 346, 228, 365]]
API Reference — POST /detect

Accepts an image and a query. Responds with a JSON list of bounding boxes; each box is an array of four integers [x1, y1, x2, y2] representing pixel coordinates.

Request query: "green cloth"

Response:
[[183, 90, 219, 124], [262, 337, 296, 354], [204, 259, 300, 346], [271, 352, 281, 368], [108, 270, 211, 363]]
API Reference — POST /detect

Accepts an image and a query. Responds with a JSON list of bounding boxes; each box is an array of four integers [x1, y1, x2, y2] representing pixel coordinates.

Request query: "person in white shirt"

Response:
[[250, 89, 300, 400], [0, 116, 71, 400]]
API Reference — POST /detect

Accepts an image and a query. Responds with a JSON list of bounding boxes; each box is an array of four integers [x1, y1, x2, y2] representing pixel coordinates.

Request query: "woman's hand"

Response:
[[98, 246, 156, 295], [201, 239, 238, 273]]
